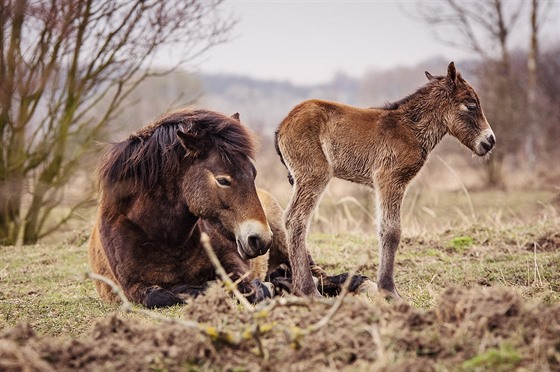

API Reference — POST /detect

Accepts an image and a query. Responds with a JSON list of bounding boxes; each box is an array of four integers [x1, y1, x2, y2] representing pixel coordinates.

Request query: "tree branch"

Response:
[[200, 232, 255, 312]]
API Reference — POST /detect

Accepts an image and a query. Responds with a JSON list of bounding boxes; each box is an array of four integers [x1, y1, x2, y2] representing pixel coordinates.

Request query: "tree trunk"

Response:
[[0, 0, 27, 245], [483, 0, 511, 188], [526, 0, 539, 168], [485, 151, 504, 188]]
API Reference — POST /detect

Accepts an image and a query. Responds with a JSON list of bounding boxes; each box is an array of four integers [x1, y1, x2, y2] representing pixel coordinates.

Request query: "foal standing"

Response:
[[275, 62, 495, 298]]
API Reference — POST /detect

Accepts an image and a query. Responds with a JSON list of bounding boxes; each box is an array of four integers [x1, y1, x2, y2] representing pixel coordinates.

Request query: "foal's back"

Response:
[[276, 99, 421, 186]]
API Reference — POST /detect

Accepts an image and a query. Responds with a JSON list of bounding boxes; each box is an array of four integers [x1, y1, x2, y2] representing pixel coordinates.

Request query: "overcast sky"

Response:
[[187, 0, 560, 85]]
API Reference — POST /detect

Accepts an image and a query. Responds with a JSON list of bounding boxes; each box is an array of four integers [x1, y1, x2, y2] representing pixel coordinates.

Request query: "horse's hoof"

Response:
[[261, 281, 275, 297], [355, 279, 378, 296]]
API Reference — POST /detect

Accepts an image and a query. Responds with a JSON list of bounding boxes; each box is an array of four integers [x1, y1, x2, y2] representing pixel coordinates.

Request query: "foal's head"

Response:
[[175, 111, 273, 259], [426, 62, 496, 156]]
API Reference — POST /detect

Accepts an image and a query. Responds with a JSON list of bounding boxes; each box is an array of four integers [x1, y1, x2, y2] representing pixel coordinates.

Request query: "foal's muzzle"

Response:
[[236, 220, 273, 259], [474, 129, 496, 156]]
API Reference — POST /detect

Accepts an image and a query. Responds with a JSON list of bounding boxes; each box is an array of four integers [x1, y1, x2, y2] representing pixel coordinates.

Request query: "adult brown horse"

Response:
[[89, 109, 277, 308], [276, 62, 496, 299]]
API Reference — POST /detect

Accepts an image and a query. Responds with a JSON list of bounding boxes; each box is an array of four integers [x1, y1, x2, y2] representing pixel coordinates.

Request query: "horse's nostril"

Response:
[[481, 141, 492, 152], [248, 235, 262, 253], [488, 134, 496, 146]]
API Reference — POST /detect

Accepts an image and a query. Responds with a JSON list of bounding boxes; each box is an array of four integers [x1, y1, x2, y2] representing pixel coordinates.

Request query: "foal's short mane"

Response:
[[99, 109, 256, 191], [382, 75, 451, 111]]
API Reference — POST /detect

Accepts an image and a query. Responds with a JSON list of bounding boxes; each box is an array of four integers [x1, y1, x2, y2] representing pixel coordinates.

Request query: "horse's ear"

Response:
[[447, 61, 457, 86], [177, 130, 203, 158], [231, 112, 240, 121], [425, 71, 435, 81]]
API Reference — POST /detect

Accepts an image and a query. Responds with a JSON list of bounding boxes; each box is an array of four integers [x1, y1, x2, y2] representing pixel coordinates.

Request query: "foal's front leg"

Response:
[[284, 179, 329, 297], [375, 181, 405, 299]]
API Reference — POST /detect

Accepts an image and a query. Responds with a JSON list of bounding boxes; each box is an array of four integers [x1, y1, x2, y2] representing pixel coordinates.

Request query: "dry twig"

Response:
[[87, 272, 240, 345], [200, 232, 255, 312]]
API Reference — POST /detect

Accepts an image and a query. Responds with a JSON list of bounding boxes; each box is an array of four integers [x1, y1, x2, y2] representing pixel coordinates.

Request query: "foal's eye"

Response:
[[215, 176, 232, 187], [466, 103, 477, 111]]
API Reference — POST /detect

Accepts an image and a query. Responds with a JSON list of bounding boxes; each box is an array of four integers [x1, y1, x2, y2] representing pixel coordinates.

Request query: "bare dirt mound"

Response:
[[525, 230, 560, 252], [1, 286, 559, 371]]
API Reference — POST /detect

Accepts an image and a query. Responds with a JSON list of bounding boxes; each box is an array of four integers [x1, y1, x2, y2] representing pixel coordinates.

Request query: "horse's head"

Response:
[[426, 62, 496, 156], [176, 113, 272, 259]]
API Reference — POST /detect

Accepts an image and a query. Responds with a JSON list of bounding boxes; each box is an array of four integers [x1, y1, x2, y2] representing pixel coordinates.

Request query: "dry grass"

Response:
[[1, 188, 559, 370]]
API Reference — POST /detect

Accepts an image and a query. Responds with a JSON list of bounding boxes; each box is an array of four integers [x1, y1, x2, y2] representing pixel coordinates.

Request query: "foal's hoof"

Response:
[[378, 288, 403, 303], [299, 279, 322, 298]]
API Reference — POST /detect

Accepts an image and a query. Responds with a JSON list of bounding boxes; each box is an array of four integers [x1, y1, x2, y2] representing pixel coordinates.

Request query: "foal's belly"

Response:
[[330, 150, 375, 186]]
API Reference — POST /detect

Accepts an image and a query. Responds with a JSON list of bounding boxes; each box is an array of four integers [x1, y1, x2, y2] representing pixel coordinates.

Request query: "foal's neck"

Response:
[[400, 89, 450, 153]]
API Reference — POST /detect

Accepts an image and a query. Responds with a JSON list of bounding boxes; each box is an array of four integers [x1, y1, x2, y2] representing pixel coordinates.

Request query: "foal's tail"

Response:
[[274, 130, 294, 186]]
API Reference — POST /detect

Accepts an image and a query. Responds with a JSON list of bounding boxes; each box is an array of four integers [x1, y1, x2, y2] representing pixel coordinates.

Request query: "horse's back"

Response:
[[88, 217, 120, 303]]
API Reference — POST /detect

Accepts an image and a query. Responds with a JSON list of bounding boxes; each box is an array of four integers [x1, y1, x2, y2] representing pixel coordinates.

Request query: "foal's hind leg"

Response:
[[284, 172, 330, 297]]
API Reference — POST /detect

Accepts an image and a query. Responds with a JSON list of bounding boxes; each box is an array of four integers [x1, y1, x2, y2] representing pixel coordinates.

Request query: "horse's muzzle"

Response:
[[236, 220, 273, 259]]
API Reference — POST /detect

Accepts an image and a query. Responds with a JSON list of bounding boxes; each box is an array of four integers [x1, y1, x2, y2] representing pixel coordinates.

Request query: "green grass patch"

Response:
[[447, 235, 475, 252], [462, 344, 523, 371]]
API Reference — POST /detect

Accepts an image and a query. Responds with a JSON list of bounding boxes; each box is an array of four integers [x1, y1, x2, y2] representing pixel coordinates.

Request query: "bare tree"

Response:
[[527, 0, 540, 163], [525, 0, 554, 166], [409, 0, 526, 186], [537, 46, 560, 164], [0, 0, 234, 245]]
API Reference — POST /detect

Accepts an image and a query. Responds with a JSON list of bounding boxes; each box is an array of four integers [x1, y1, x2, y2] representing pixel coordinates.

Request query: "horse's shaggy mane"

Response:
[[99, 109, 256, 191]]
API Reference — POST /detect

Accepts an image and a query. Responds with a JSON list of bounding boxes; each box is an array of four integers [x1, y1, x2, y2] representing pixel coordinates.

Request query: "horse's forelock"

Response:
[[213, 120, 257, 162], [99, 109, 256, 192]]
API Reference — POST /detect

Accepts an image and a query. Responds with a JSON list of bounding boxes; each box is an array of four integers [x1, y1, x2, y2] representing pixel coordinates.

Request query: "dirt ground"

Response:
[[1, 284, 559, 371]]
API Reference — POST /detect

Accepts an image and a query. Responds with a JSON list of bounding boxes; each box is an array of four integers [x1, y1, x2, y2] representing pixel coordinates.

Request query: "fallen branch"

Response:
[[307, 252, 375, 333], [88, 237, 374, 351], [307, 266, 356, 332], [200, 232, 255, 313], [87, 272, 240, 345]]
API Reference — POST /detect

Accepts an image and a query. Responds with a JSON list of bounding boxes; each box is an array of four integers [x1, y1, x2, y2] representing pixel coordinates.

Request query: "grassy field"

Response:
[[1, 189, 559, 370]]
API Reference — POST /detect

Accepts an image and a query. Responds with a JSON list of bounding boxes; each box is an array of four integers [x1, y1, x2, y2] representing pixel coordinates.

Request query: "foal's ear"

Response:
[[425, 71, 435, 81], [447, 61, 457, 85], [231, 112, 240, 121], [177, 130, 203, 158]]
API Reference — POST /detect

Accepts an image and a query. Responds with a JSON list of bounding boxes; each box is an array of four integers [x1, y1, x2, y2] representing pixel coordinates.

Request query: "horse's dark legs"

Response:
[[315, 273, 373, 297], [141, 284, 208, 308], [374, 181, 405, 298], [219, 252, 274, 303], [145, 288, 182, 308], [266, 259, 375, 297], [236, 278, 273, 303], [143, 279, 272, 308]]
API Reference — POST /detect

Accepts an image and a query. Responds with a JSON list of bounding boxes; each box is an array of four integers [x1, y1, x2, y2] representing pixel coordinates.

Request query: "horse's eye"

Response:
[[215, 176, 232, 187], [466, 103, 477, 111]]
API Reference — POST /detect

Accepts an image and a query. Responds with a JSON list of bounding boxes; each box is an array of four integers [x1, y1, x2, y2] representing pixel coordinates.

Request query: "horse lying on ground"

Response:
[[89, 109, 373, 308], [275, 62, 496, 299]]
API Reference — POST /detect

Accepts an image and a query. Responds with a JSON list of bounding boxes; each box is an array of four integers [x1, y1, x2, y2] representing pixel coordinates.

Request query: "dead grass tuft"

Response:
[[1, 286, 559, 371], [524, 231, 560, 252]]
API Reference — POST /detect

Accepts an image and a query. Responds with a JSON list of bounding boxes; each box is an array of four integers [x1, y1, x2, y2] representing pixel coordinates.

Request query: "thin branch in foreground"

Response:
[[307, 266, 357, 333], [87, 272, 240, 345], [200, 232, 255, 313]]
